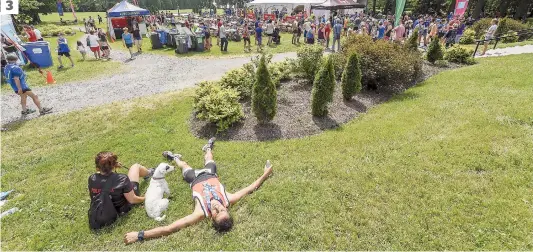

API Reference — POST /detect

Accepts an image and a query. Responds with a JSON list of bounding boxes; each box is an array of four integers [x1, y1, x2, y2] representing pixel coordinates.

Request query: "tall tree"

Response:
[[498, 0, 511, 16], [514, 0, 530, 20], [472, 0, 486, 18]]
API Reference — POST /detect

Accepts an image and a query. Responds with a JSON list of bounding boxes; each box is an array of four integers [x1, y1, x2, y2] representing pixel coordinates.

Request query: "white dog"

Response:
[[145, 163, 175, 221]]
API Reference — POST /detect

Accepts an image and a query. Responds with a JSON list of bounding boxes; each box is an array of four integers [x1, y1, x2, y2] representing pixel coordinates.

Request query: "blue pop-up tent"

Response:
[[108, 0, 150, 17], [107, 0, 150, 39]]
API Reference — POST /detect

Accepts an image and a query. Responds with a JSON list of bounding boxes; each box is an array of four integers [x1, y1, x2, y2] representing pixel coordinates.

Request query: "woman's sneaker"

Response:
[[21, 109, 36, 115], [202, 137, 216, 152], [39, 107, 53, 115]]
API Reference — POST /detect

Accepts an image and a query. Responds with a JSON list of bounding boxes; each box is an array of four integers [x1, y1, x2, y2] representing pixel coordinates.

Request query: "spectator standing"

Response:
[[24, 26, 37, 42], [332, 19, 342, 52], [242, 23, 251, 52], [4, 54, 52, 116], [255, 22, 263, 52], [32, 26, 43, 41], [87, 30, 101, 60], [481, 19, 498, 56], [132, 27, 142, 53], [292, 18, 299, 44], [393, 21, 406, 44], [57, 33, 75, 68], [98, 15, 103, 24], [219, 24, 228, 52], [324, 21, 331, 48], [266, 20, 274, 46], [122, 28, 134, 60]]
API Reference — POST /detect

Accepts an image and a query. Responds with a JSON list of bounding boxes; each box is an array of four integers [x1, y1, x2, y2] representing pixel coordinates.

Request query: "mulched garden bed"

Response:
[[190, 62, 463, 141]]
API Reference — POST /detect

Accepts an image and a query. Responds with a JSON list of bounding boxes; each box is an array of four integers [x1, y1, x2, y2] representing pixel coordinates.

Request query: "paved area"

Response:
[[476, 44, 533, 58]]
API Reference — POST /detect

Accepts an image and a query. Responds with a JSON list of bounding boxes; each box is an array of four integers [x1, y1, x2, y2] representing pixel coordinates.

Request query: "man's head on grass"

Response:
[[210, 200, 233, 232]]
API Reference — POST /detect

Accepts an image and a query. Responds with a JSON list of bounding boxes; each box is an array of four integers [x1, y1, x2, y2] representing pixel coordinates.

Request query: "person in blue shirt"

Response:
[[377, 22, 385, 39], [57, 33, 75, 69], [122, 27, 134, 60], [4, 54, 52, 115], [306, 27, 314, 44], [332, 19, 343, 52], [255, 23, 264, 52]]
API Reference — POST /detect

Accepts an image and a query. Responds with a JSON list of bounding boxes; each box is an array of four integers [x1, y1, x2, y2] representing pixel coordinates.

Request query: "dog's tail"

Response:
[[155, 215, 166, 222]]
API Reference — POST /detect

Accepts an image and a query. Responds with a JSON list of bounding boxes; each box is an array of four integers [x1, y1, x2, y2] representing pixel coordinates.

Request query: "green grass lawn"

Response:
[[2, 54, 533, 250], [40, 12, 107, 25], [2, 31, 124, 90]]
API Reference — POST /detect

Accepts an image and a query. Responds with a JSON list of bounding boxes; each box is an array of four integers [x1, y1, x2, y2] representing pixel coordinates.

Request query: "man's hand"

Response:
[[264, 160, 273, 176], [124, 232, 139, 244]]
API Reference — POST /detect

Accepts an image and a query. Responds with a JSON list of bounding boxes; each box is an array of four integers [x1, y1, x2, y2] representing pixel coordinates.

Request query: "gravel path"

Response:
[[1, 50, 296, 125], [476, 44, 533, 58]]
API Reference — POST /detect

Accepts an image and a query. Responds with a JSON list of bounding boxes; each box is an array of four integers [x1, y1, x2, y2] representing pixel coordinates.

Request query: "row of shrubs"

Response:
[[194, 31, 478, 132], [37, 24, 74, 37]]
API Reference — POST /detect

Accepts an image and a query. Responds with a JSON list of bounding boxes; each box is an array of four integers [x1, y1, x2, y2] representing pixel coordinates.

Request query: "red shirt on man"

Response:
[[26, 30, 37, 42], [325, 25, 331, 38]]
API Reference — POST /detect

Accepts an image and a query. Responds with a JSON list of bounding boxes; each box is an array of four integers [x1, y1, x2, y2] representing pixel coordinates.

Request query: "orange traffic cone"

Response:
[[46, 71, 56, 84]]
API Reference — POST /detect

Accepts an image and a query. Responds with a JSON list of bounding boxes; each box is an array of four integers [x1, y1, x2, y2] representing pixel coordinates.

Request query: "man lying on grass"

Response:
[[123, 138, 274, 244]]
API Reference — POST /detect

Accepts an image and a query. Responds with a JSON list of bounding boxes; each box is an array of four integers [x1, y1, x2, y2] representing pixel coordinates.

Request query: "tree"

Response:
[[252, 55, 277, 123], [427, 37, 444, 64], [341, 53, 362, 101], [472, 0, 486, 19], [311, 56, 336, 117]]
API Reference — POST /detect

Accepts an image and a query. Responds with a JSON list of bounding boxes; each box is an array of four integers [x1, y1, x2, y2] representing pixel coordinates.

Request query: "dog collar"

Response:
[[151, 177, 165, 180]]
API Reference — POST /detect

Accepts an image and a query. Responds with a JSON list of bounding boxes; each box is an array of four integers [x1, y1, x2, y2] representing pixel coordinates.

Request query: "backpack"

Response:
[[88, 174, 118, 230]]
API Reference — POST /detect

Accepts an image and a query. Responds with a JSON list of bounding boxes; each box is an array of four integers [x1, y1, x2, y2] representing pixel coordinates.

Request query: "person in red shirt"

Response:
[[24, 26, 37, 42], [216, 18, 223, 46], [324, 21, 331, 48]]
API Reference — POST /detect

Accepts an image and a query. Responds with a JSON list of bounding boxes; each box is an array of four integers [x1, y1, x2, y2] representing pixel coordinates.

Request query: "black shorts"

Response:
[[243, 37, 250, 43], [14, 88, 31, 94], [131, 182, 140, 196], [183, 161, 217, 184], [126, 43, 133, 48], [58, 52, 70, 57], [344, 27, 348, 32], [101, 46, 109, 50]]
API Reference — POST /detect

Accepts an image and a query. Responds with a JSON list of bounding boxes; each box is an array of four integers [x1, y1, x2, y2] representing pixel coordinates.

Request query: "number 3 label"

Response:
[[1, 0, 19, 14]]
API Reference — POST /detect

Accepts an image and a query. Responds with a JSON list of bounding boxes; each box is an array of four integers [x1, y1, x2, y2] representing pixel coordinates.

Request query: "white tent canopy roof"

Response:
[[247, 0, 324, 5]]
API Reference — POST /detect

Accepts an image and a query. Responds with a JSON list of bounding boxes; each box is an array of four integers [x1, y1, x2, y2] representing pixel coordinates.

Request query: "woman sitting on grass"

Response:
[[88, 152, 154, 227]]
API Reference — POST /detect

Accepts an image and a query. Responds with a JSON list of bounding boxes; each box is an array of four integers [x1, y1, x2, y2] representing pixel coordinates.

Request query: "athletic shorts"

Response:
[[58, 52, 71, 57], [243, 37, 250, 43], [183, 161, 217, 184], [134, 36, 142, 40], [126, 43, 133, 48], [257, 37, 262, 45], [90, 46, 100, 52], [131, 182, 140, 196], [100, 46, 109, 50], [14, 88, 31, 94]]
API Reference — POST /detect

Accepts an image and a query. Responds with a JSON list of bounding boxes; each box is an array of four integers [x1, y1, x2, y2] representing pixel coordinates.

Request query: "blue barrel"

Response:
[[158, 30, 168, 45], [23, 42, 53, 68]]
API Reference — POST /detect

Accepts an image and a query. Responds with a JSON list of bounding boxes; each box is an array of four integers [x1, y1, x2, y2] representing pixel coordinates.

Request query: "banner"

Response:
[[263, 14, 275, 21], [395, 0, 406, 26], [454, 0, 469, 17], [57, 0, 63, 16]]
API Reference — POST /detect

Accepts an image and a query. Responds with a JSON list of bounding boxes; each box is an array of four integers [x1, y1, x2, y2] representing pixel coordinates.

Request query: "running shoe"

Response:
[[202, 137, 216, 152]]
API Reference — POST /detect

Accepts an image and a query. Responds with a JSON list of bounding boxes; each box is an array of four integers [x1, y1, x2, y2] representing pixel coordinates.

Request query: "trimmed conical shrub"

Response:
[[341, 53, 362, 100], [252, 54, 277, 123], [427, 36, 444, 64], [311, 55, 335, 117], [406, 28, 419, 51]]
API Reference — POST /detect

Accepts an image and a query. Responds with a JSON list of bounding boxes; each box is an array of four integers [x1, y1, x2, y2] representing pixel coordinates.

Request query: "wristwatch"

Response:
[[138, 230, 145, 242]]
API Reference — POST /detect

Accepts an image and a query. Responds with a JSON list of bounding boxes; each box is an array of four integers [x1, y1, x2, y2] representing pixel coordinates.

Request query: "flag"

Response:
[[454, 0, 469, 17], [395, 0, 406, 26], [69, 0, 77, 20]]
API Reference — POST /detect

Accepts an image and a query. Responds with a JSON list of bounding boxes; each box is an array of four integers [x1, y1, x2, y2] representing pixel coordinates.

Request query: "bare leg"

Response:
[[58, 56, 64, 67], [128, 163, 150, 183], [68, 56, 74, 66], [481, 42, 488, 55], [19, 93, 28, 111], [25, 91, 42, 111], [204, 148, 213, 163]]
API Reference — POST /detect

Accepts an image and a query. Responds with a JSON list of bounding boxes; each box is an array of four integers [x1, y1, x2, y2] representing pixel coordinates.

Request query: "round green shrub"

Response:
[[297, 44, 324, 83], [342, 35, 422, 91], [341, 53, 362, 100], [252, 55, 277, 123], [406, 28, 420, 51], [459, 29, 476, 44], [434, 59, 449, 68], [444, 47, 474, 64], [219, 68, 254, 100], [194, 81, 244, 132], [311, 55, 335, 117]]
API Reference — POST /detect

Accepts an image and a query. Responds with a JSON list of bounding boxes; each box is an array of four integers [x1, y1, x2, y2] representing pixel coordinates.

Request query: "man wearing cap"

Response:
[[3, 54, 52, 115]]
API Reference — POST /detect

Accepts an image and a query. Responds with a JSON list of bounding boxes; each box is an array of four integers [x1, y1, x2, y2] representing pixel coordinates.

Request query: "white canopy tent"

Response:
[[246, 0, 325, 16]]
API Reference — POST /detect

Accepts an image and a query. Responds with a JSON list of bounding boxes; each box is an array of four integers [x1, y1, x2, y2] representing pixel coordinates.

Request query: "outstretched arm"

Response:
[[123, 202, 204, 244], [227, 161, 273, 205]]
